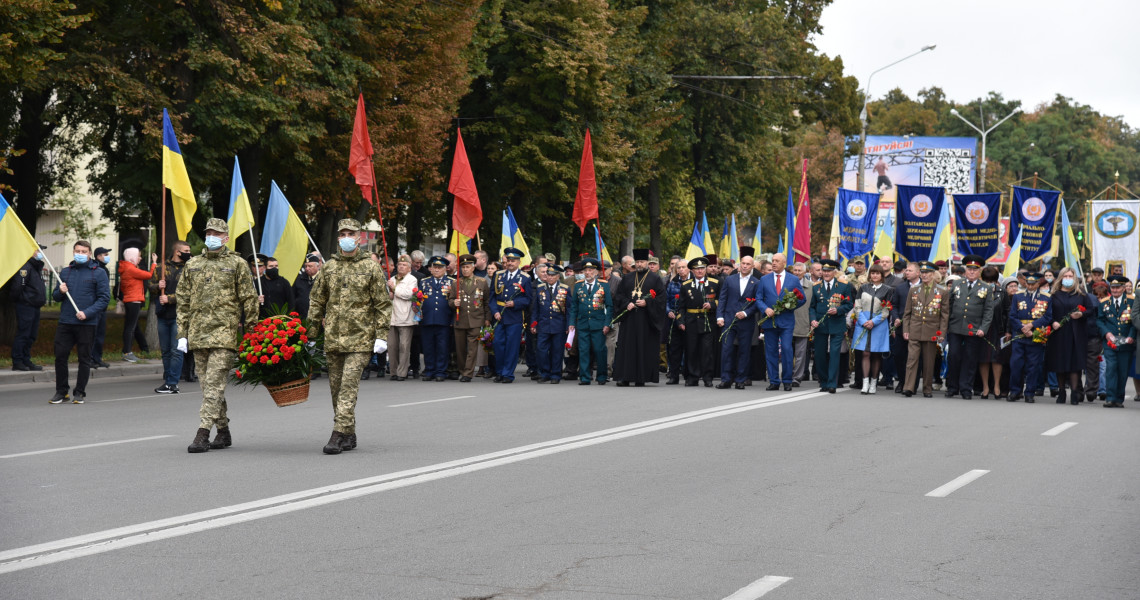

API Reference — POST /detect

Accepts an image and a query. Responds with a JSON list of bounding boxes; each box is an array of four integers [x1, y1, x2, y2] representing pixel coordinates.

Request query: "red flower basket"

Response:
[[231, 311, 326, 407]]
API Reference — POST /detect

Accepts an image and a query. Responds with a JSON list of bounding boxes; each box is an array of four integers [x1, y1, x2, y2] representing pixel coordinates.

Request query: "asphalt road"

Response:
[[1, 370, 1138, 599]]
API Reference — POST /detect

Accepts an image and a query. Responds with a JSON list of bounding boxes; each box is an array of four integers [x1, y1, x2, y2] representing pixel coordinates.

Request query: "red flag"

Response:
[[348, 93, 375, 204], [572, 128, 599, 235], [792, 158, 812, 260], [448, 128, 482, 237]]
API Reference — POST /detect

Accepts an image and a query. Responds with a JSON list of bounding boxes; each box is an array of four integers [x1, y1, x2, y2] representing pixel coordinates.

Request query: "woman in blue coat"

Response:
[[853, 264, 895, 395]]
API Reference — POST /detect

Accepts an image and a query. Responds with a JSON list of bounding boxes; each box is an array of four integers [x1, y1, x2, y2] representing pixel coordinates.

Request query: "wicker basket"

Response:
[[265, 378, 311, 407]]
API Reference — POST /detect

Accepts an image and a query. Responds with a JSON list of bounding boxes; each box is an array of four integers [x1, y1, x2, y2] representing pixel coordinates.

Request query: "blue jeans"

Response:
[[157, 316, 184, 387]]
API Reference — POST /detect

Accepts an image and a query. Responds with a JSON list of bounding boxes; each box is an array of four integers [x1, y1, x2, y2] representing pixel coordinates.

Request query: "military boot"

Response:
[[341, 433, 357, 451], [323, 431, 344, 455], [187, 428, 211, 453], [210, 427, 232, 449]]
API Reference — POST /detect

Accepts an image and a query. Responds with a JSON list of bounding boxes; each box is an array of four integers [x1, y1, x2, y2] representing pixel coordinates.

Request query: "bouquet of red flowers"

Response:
[[757, 288, 803, 327], [231, 312, 326, 406]]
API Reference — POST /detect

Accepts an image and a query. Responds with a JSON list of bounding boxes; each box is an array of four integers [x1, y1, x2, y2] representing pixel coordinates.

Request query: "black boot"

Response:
[[342, 433, 357, 451], [323, 431, 344, 455], [210, 427, 232, 449], [187, 428, 211, 453]]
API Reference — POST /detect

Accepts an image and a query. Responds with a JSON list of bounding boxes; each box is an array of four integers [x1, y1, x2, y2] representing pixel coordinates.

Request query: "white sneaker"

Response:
[[861, 377, 871, 395], [123, 352, 138, 363], [869, 379, 878, 394]]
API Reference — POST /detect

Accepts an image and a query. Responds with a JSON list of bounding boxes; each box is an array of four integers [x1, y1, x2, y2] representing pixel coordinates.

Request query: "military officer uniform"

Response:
[[449, 254, 490, 382], [532, 264, 570, 383], [418, 256, 455, 381], [308, 218, 392, 453], [809, 260, 854, 393], [491, 247, 531, 382], [178, 218, 259, 453], [902, 262, 950, 397], [1007, 272, 1053, 403], [663, 270, 688, 384], [680, 257, 720, 387], [944, 255, 996, 399], [1100, 276, 1136, 407], [567, 258, 612, 385]]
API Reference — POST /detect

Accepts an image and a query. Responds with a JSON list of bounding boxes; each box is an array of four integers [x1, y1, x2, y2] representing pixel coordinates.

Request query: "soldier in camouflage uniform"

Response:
[[177, 218, 259, 453], [308, 219, 392, 455]]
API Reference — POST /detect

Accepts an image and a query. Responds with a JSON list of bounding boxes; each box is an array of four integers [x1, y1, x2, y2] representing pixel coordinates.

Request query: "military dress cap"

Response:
[[427, 255, 449, 268], [934, 260, 948, 268], [739, 246, 755, 258], [962, 254, 985, 268], [93, 246, 113, 256], [580, 258, 601, 270], [247, 253, 271, 264], [1024, 272, 1045, 284], [502, 247, 525, 259], [820, 259, 840, 271], [205, 217, 229, 234], [305, 253, 321, 263], [547, 264, 565, 274], [337, 218, 362, 232], [918, 261, 937, 272], [1108, 275, 1130, 285], [632, 248, 650, 261], [688, 257, 709, 270], [459, 253, 476, 265]]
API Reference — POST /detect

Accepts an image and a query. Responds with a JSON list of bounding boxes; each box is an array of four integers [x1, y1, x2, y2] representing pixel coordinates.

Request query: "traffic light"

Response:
[[1076, 230, 1083, 242]]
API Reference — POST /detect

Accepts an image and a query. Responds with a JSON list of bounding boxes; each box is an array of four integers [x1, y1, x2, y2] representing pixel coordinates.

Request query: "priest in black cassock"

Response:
[[612, 249, 667, 386]]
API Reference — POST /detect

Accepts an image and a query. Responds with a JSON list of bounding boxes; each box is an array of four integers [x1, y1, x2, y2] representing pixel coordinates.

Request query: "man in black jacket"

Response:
[[292, 254, 321, 319], [150, 240, 191, 393], [90, 246, 113, 368], [10, 245, 47, 371], [253, 255, 294, 318]]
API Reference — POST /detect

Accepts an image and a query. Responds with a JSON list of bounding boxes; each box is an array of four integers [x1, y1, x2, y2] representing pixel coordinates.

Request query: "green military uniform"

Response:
[[944, 255, 996, 398], [177, 218, 259, 452], [567, 259, 612, 385], [809, 261, 854, 392], [902, 262, 950, 397], [308, 219, 391, 453]]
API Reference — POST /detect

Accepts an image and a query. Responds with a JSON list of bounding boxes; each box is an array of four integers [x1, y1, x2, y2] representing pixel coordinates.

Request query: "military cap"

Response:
[[1024, 272, 1045, 284], [852, 257, 865, 265], [570, 261, 585, 272], [427, 255, 450, 268], [719, 258, 734, 267], [458, 253, 476, 266], [547, 264, 565, 274], [633, 248, 650, 261], [1091, 267, 1105, 274], [962, 254, 985, 268], [739, 246, 755, 259], [580, 258, 601, 270], [918, 261, 937, 272], [1107, 275, 1129, 286], [543, 252, 557, 262], [502, 247, 524, 260], [648, 255, 660, 265], [305, 253, 321, 263], [247, 253, 271, 264], [337, 218, 362, 232], [934, 260, 948, 268], [205, 217, 229, 234], [820, 259, 840, 271], [688, 257, 709, 270]]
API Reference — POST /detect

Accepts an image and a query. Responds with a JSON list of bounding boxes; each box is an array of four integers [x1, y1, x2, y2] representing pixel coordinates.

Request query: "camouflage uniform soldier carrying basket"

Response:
[[231, 310, 326, 406]]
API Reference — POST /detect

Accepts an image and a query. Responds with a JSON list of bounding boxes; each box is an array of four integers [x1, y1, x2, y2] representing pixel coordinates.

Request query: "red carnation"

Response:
[[936, 330, 942, 335], [259, 356, 269, 364], [968, 324, 974, 329], [931, 336, 937, 341], [531, 321, 538, 329], [300, 335, 309, 343], [248, 355, 257, 363], [674, 294, 680, 299], [649, 289, 657, 298], [271, 355, 281, 364], [289, 311, 299, 317], [1078, 305, 1086, 312]]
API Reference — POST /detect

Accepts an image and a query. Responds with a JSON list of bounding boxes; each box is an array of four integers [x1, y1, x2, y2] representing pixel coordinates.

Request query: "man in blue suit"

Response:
[[418, 255, 455, 382], [531, 264, 570, 383], [716, 248, 761, 389], [756, 252, 805, 391], [492, 247, 531, 383]]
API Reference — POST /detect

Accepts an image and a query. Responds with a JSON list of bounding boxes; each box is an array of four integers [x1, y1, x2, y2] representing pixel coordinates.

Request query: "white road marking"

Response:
[[0, 436, 176, 459], [925, 469, 990, 498], [723, 575, 792, 599], [1041, 422, 1078, 436], [92, 392, 201, 403], [388, 395, 476, 407], [0, 389, 826, 574]]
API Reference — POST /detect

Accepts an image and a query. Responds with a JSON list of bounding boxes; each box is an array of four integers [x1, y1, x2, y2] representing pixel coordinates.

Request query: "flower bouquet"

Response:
[[412, 288, 426, 323], [478, 325, 495, 354], [231, 312, 325, 407], [757, 288, 803, 327], [809, 292, 847, 341]]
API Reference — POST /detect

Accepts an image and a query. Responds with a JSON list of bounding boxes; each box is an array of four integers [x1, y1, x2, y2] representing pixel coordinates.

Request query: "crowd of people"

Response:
[[9, 218, 1139, 454]]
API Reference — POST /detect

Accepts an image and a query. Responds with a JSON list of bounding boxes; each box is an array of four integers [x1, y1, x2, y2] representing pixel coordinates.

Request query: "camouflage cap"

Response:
[[205, 217, 229, 234], [337, 218, 362, 232]]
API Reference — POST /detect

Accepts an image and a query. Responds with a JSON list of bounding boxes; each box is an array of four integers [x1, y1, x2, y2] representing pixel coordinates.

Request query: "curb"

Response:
[[0, 363, 165, 386]]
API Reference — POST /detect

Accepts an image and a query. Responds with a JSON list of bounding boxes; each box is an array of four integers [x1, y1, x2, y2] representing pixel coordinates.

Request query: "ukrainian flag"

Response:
[[685, 220, 705, 261], [752, 217, 762, 253], [719, 217, 732, 261], [729, 214, 740, 261], [162, 109, 197, 240], [1003, 228, 1023, 279], [594, 224, 612, 265], [701, 212, 714, 254], [501, 207, 531, 263], [784, 187, 796, 256], [0, 193, 41, 286], [930, 193, 953, 262], [225, 156, 255, 250], [259, 181, 308, 284], [449, 230, 473, 255], [1060, 202, 1082, 278]]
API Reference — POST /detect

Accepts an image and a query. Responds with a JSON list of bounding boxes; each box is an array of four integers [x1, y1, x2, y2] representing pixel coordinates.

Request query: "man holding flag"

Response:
[[49, 240, 111, 404]]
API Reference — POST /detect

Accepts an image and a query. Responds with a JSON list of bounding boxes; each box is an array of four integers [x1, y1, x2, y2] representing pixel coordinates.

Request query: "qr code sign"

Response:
[[922, 148, 973, 194]]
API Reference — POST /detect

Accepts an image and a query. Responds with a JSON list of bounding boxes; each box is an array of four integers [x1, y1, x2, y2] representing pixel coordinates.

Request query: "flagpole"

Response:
[[366, 159, 391, 280], [303, 229, 324, 264], [38, 251, 80, 313], [160, 186, 167, 279], [248, 226, 264, 297]]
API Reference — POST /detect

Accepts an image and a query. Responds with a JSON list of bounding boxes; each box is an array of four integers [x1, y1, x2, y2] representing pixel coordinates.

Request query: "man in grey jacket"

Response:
[[791, 262, 814, 386]]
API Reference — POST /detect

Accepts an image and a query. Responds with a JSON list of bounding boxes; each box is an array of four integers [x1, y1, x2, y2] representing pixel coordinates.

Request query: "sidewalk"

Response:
[[0, 361, 165, 386]]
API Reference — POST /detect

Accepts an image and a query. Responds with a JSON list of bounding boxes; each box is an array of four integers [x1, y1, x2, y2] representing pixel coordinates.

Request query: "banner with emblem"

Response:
[[952, 192, 1002, 260], [1008, 186, 1061, 262], [1089, 200, 1140, 277], [835, 188, 880, 262], [894, 185, 945, 262]]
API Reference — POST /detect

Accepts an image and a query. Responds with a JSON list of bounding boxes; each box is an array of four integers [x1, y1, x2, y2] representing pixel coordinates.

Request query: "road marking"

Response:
[[93, 392, 201, 403], [0, 389, 826, 574], [1041, 422, 1078, 436], [723, 575, 792, 599], [925, 469, 990, 498], [388, 395, 475, 408], [0, 436, 176, 459]]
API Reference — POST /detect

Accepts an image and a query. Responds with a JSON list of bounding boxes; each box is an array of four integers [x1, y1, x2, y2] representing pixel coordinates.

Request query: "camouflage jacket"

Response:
[[308, 250, 392, 353], [176, 247, 259, 351]]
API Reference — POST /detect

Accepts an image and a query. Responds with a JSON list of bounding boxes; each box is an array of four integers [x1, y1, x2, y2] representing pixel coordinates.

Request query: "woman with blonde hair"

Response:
[[1045, 267, 1092, 404], [386, 255, 419, 380], [851, 264, 895, 394]]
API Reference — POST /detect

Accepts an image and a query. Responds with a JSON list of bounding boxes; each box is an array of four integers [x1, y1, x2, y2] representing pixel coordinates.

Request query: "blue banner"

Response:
[[952, 192, 1002, 260], [1009, 186, 1061, 262], [836, 188, 879, 262], [894, 185, 945, 262]]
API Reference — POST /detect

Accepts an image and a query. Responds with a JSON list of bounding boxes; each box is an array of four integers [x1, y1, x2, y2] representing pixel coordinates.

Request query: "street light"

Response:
[[950, 105, 1022, 193], [857, 45, 936, 191]]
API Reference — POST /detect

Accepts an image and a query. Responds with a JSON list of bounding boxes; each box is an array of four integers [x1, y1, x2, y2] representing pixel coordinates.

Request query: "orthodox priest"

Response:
[[612, 248, 667, 386]]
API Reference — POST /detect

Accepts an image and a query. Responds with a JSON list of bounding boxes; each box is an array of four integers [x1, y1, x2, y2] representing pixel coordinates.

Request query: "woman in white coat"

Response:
[[387, 256, 420, 380]]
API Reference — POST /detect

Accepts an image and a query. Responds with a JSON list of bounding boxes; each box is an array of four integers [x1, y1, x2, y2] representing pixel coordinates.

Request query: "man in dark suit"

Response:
[[756, 253, 805, 391], [716, 250, 761, 389]]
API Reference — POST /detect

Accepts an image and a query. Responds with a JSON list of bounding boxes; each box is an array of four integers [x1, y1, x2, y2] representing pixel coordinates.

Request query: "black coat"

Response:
[[258, 274, 294, 318], [292, 272, 316, 319], [9, 258, 46, 307], [1045, 289, 1093, 373]]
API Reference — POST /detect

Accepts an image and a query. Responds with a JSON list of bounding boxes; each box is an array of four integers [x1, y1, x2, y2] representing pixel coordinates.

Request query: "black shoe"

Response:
[[597, 380, 607, 385], [579, 380, 591, 386], [744, 379, 753, 386], [361, 369, 371, 380], [70, 391, 86, 404], [960, 392, 972, 400], [186, 373, 199, 383], [1007, 393, 1021, 402], [791, 381, 800, 387], [493, 375, 503, 383], [703, 380, 712, 388], [448, 373, 460, 380], [26, 362, 43, 371], [666, 377, 679, 385], [1057, 389, 1067, 404], [460, 376, 472, 382], [765, 384, 780, 391], [323, 431, 344, 455], [894, 383, 904, 394], [685, 380, 698, 387], [49, 392, 69, 404], [435, 376, 446, 382], [903, 391, 913, 398], [155, 384, 179, 394], [501, 378, 513, 384], [1098, 392, 1107, 400], [944, 390, 957, 398], [188, 428, 211, 453], [827, 388, 836, 394], [549, 379, 561, 384], [980, 393, 990, 400], [397, 377, 406, 381], [634, 382, 645, 387], [783, 384, 793, 391], [734, 383, 745, 390], [12, 363, 30, 372], [1025, 396, 1036, 403], [921, 393, 932, 398], [209, 428, 232, 449], [617, 381, 630, 387], [536, 378, 548, 384], [716, 381, 732, 389], [1103, 402, 1116, 408], [1049, 388, 1059, 397], [421, 375, 432, 382], [342, 433, 357, 451], [97, 360, 111, 369]]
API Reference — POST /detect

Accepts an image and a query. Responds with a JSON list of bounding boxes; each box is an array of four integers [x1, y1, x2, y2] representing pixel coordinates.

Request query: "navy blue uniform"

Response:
[[1008, 289, 1052, 400], [532, 281, 570, 381], [492, 270, 531, 381], [419, 276, 455, 378]]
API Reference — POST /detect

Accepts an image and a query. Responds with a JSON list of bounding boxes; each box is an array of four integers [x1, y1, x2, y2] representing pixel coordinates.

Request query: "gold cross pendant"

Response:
[[632, 289, 642, 299]]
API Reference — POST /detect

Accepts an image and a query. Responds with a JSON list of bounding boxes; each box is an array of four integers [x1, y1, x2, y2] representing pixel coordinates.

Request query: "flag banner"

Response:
[[729, 214, 739, 261], [260, 181, 308, 284], [836, 188, 879, 262], [719, 217, 732, 261], [161, 108, 197, 240], [1002, 229, 1023, 279], [751, 217, 762, 253], [1089, 200, 1139, 277], [894, 184, 945, 262], [1059, 203, 1082, 278], [784, 187, 795, 256], [594, 224, 612, 265], [701, 212, 714, 254], [572, 129, 599, 235], [348, 93, 375, 203], [793, 159, 812, 260], [0, 193, 41, 287], [1009, 186, 1061, 262], [951, 192, 1002, 260], [226, 156, 255, 250], [502, 207, 531, 263], [448, 128, 482, 238], [685, 221, 705, 260]]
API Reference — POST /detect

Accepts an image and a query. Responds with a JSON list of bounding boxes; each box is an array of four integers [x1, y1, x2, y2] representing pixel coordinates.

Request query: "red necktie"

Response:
[[775, 273, 782, 295]]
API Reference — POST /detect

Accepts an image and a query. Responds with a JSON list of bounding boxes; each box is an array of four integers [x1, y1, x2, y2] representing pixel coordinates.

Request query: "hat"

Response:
[[337, 218, 361, 232], [205, 217, 229, 234], [739, 246, 755, 259], [1107, 275, 1130, 286], [962, 255, 985, 268], [918, 261, 937, 273], [934, 260, 948, 268], [820, 259, 840, 271], [459, 253, 476, 266], [502, 247, 524, 260], [1091, 267, 1105, 274], [427, 255, 450, 268], [893, 259, 907, 271], [93, 246, 112, 256], [581, 258, 601, 270], [704, 253, 718, 265], [719, 258, 734, 267], [633, 248, 650, 261], [570, 261, 584, 271], [305, 253, 321, 263], [247, 253, 270, 264], [688, 257, 709, 270], [543, 252, 557, 262], [547, 264, 565, 274], [1024, 272, 1045, 284], [648, 256, 660, 265], [852, 257, 865, 265]]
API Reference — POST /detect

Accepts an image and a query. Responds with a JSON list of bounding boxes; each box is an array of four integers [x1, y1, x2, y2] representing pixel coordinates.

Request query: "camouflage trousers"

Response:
[[195, 348, 237, 430], [327, 351, 370, 434]]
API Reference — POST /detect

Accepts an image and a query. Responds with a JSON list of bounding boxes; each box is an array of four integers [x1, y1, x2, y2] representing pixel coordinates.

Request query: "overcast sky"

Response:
[[813, 0, 1140, 128]]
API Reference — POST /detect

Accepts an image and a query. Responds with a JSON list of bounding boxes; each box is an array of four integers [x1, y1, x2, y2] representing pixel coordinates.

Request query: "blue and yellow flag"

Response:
[[719, 217, 732, 261], [685, 220, 705, 261], [752, 217, 762, 253], [777, 234, 784, 255], [701, 212, 714, 254], [0, 193, 41, 287], [226, 156, 255, 250], [729, 214, 740, 261], [1060, 202, 1082, 278], [501, 207, 531, 263], [162, 109, 197, 240], [449, 230, 473, 255], [784, 187, 796, 256], [593, 224, 612, 265], [1003, 228, 1024, 279], [260, 181, 308, 284]]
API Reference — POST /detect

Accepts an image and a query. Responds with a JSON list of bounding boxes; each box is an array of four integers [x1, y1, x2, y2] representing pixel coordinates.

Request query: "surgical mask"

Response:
[[179, 251, 192, 262], [1061, 277, 1075, 288], [35, 252, 44, 261], [1044, 275, 1054, 282], [339, 237, 358, 252], [575, 274, 585, 281], [265, 268, 279, 279], [204, 235, 224, 250], [73, 254, 89, 264], [101, 255, 110, 264]]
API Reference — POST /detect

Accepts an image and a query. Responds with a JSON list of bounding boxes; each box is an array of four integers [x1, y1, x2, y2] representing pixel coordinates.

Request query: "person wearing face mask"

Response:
[[89, 246, 114, 368], [49, 240, 111, 404], [10, 244, 48, 372], [1044, 267, 1092, 405], [254, 256, 294, 319], [117, 246, 157, 363], [178, 219, 259, 452], [148, 240, 192, 394]]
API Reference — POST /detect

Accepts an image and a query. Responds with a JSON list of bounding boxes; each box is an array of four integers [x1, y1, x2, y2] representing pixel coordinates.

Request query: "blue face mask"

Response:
[[35, 252, 44, 261], [74, 254, 89, 264], [1061, 278, 1075, 288], [204, 235, 224, 250], [101, 255, 110, 264], [339, 237, 358, 252]]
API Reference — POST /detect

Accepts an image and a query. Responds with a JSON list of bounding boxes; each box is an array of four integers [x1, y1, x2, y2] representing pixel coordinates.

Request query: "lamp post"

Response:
[[950, 105, 1022, 193], [857, 45, 936, 191]]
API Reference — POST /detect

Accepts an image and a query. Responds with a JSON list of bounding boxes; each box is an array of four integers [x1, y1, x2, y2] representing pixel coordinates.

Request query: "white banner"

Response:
[[1089, 200, 1140, 277]]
